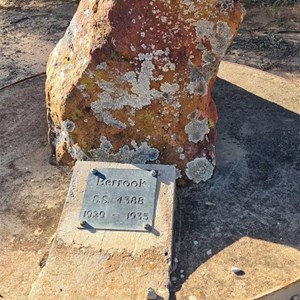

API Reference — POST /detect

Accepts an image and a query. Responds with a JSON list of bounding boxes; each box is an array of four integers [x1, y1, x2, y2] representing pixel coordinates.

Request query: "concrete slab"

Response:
[[177, 237, 300, 300], [29, 162, 176, 300], [0, 250, 43, 300], [255, 279, 300, 300]]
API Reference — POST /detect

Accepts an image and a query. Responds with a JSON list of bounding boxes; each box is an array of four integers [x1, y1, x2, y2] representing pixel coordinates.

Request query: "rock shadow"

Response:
[[171, 77, 300, 297]]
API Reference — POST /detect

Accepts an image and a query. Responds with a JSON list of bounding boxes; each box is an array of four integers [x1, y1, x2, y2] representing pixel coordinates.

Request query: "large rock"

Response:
[[46, 0, 245, 184]]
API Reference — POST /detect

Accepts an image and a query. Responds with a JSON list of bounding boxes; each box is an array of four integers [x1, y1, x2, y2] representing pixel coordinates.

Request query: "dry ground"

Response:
[[226, 3, 300, 83], [0, 1, 299, 299]]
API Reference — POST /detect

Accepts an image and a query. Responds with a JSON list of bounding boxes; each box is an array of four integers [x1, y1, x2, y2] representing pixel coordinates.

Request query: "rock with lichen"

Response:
[[46, 0, 245, 184]]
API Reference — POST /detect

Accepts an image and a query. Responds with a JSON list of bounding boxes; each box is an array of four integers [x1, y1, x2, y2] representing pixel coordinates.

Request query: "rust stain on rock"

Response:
[[46, 0, 245, 184]]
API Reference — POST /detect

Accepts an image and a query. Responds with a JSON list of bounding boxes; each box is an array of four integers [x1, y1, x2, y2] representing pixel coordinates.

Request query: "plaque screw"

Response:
[[144, 224, 151, 231], [91, 169, 98, 175], [80, 220, 86, 227], [150, 170, 157, 177], [146, 288, 157, 300]]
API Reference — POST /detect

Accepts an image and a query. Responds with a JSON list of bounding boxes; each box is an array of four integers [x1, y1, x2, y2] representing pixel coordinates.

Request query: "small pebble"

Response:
[[180, 269, 184, 274], [206, 249, 212, 255], [173, 257, 178, 263], [171, 276, 177, 282], [180, 274, 185, 279], [34, 228, 43, 236], [146, 288, 157, 300], [193, 240, 199, 246]]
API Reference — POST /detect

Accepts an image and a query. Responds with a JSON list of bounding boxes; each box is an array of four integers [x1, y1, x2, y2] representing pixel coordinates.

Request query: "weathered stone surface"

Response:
[[46, 0, 245, 183], [176, 237, 300, 299], [29, 162, 176, 299]]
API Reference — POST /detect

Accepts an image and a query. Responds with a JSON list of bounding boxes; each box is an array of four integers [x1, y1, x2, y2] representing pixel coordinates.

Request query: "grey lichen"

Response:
[[185, 118, 209, 143], [176, 147, 184, 153], [187, 51, 219, 96], [77, 85, 89, 99], [160, 82, 179, 95], [61, 119, 75, 132], [53, 128, 69, 147], [101, 111, 126, 129], [90, 47, 180, 127], [176, 168, 183, 179], [187, 21, 223, 96], [218, 0, 235, 14], [98, 136, 113, 152], [215, 22, 234, 56], [194, 20, 233, 57], [68, 144, 89, 161], [65, 17, 77, 50], [96, 62, 107, 70], [90, 137, 159, 164], [53, 120, 74, 149], [179, 154, 185, 160], [186, 64, 207, 96], [186, 157, 214, 183], [53, 121, 89, 161], [202, 50, 219, 74]]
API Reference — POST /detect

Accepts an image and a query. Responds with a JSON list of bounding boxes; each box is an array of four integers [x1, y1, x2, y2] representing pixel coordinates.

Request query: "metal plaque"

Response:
[[79, 168, 158, 231]]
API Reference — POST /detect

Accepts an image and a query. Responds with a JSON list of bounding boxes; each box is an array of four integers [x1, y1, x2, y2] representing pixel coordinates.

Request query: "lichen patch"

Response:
[[185, 157, 214, 183], [90, 137, 159, 164], [96, 62, 108, 70], [194, 20, 233, 57], [185, 118, 209, 143], [68, 144, 89, 161], [62, 119, 75, 132], [186, 64, 207, 96], [90, 47, 179, 127]]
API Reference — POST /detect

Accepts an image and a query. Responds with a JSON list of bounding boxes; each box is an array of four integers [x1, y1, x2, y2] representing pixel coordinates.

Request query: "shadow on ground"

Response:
[[171, 77, 300, 296]]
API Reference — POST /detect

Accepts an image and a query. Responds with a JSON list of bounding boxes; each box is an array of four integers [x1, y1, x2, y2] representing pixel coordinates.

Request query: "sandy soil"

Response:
[[0, 0, 76, 88], [0, 1, 299, 299]]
